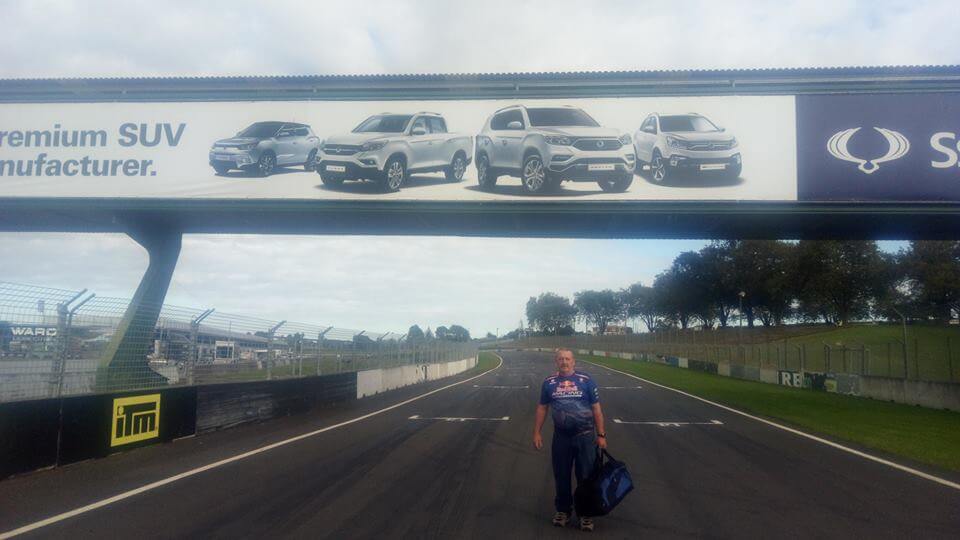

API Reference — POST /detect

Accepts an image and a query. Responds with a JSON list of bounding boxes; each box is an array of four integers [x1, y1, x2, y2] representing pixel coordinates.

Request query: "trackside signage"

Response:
[[110, 394, 161, 447], [1, 92, 957, 203], [797, 93, 960, 201], [0, 97, 796, 201]]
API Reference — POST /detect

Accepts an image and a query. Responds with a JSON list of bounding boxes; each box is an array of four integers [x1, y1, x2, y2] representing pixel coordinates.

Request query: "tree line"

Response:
[[522, 240, 960, 335], [406, 324, 472, 343]]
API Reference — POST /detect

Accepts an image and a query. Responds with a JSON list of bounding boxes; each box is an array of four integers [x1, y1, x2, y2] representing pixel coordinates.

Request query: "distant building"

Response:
[[598, 325, 633, 336]]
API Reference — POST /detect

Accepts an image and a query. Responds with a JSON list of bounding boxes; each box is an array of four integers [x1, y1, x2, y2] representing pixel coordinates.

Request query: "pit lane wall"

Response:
[[356, 357, 477, 398], [519, 347, 960, 412], [1, 355, 477, 480]]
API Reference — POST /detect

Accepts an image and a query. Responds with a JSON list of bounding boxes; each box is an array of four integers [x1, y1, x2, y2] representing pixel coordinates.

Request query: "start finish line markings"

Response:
[[613, 418, 724, 427], [409, 415, 510, 422]]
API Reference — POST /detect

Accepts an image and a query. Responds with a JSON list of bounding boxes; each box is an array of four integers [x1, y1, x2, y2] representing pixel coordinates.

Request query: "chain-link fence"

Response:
[[509, 327, 959, 383], [0, 282, 476, 403]]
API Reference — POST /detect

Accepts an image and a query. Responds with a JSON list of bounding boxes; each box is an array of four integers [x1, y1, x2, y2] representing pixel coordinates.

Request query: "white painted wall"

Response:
[[356, 356, 478, 398]]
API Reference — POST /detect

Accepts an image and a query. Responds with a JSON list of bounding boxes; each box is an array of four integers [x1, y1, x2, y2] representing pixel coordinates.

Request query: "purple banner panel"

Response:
[[797, 93, 960, 201]]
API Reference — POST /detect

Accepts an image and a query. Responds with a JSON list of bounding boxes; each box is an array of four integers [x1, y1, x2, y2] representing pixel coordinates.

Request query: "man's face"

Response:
[[555, 351, 575, 375]]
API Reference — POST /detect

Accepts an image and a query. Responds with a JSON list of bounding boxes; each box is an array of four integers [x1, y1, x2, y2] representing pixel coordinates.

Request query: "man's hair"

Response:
[[554, 348, 574, 359]]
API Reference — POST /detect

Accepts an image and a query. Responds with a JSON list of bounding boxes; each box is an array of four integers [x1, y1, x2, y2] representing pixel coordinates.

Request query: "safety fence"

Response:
[[508, 328, 959, 383], [0, 282, 476, 403]]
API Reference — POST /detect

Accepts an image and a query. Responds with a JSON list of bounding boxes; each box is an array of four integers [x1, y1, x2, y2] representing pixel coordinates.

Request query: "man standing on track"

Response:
[[533, 348, 607, 532]]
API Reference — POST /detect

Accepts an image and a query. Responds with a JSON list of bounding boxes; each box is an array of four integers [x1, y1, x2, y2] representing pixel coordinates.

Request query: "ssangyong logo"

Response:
[[827, 127, 910, 174]]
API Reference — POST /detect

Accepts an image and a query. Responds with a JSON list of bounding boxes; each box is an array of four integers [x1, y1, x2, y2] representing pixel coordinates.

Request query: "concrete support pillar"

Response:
[[96, 225, 182, 391]]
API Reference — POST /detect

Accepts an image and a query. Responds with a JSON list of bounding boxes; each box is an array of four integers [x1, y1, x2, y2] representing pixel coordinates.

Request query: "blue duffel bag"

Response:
[[574, 448, 634, 517]]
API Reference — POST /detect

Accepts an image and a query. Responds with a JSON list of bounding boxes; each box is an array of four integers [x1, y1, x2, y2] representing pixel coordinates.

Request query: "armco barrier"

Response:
[[689, 359, 719, 375], [1, 387, 197, 479], [729, 364, 761, 382], [760, 368, 780, 384], [546, 348, 960, 412], [857, 376, 960, 411]]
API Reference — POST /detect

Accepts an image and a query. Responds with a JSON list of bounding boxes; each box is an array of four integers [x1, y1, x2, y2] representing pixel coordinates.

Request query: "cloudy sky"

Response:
[[1, 0, 956, 336]]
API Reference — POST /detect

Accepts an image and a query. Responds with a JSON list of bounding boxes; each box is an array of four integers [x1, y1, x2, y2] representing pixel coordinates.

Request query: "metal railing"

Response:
[[0, 282, 476, 403]]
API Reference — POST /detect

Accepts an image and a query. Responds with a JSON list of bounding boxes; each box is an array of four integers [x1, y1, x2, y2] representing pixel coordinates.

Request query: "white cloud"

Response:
[[0, 233, 707, 336], [0, 0, 956, 78]]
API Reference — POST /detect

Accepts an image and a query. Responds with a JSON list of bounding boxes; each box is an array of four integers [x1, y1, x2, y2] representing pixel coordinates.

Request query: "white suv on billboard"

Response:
[[317, 112, 473, 192], [475, 105, 635, 194], [633, 113, 741, 183]]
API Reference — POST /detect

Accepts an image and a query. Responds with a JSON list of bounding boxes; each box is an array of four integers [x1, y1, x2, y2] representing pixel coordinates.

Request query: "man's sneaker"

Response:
[[579, 516, 595, 532], [552, 512, 570, 527]]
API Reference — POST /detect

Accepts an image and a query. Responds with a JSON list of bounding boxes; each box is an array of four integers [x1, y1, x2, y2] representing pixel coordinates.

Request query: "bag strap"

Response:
[[589, 446, 607, 479]]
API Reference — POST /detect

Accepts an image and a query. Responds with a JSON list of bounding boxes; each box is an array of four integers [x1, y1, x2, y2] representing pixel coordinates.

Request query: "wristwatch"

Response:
[[597, 433, 606, 438]]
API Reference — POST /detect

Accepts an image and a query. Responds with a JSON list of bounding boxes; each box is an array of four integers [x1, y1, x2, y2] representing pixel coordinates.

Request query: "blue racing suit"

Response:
[[539, 371, 600, 514]]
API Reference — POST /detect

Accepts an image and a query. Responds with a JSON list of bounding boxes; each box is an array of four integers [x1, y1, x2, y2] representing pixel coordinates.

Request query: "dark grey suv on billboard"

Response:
[[209, 122, 321, 177]]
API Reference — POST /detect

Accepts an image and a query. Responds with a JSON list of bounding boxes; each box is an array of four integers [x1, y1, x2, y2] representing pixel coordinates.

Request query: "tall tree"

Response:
[[526, 293, 577, 335], [574, 289, 624, 334], [652, 266, 701, 330], [446, 324, 471, 342], [407, 324, 425, 343], [698, 243, 737, 327], [901, 240, 960, 322], [794, 240, 884, 325], [621, 282, 659, 332]]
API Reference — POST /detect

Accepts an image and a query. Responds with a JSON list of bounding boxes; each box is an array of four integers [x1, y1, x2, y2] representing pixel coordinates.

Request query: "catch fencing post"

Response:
[[948, 337, 955, 383], [54, 290, 93, 398], [54, 290, 94, 466], [266, 320, 285, 380], [887, 342, 893, 377], [189, 308, 214, 385], [914, 338, 920, 380], [317, 326, 332, 375]]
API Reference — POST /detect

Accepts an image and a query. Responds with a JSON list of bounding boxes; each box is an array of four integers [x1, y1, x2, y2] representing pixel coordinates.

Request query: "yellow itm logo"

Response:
[[110, 394, 161, 447]]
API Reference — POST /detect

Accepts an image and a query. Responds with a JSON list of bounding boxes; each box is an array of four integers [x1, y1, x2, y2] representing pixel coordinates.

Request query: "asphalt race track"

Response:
[[1, 351, 959, 539]]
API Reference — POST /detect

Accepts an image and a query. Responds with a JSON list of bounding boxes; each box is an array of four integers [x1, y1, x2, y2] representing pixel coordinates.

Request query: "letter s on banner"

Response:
[[931, 132, 959, 169]]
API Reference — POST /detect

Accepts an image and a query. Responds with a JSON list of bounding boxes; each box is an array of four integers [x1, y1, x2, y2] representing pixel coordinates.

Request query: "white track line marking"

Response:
[[473, 384, 529, 389], [613, 418, 723, 427], [601, 386, 642, 390], [408, 415, 509, 422], [579, 358, 960, 492], [0, 355, 504, 539]]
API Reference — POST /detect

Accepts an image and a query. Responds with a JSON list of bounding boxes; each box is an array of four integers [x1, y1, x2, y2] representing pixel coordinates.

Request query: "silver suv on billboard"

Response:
[[209, 122, 321, 177], [633, 113, 742, 183], [475, 105, 635, 194], [317, 112, 473, 192]]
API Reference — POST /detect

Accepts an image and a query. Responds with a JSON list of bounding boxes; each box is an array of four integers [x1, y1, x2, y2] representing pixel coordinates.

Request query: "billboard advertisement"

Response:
[[0, 96, 797, 201]]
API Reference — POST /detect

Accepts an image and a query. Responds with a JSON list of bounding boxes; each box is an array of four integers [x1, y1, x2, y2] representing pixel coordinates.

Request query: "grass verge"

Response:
[[583, 354, 960, 473], [476, 351, 501, 373]]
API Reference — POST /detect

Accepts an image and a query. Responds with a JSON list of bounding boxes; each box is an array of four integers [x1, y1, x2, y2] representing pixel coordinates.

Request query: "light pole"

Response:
[[890, 306, 909, 378], [738, 291, 746, 362]]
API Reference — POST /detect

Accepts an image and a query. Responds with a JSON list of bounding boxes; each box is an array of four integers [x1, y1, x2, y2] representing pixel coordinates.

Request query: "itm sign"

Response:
[[110, 394, 161, 447]]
